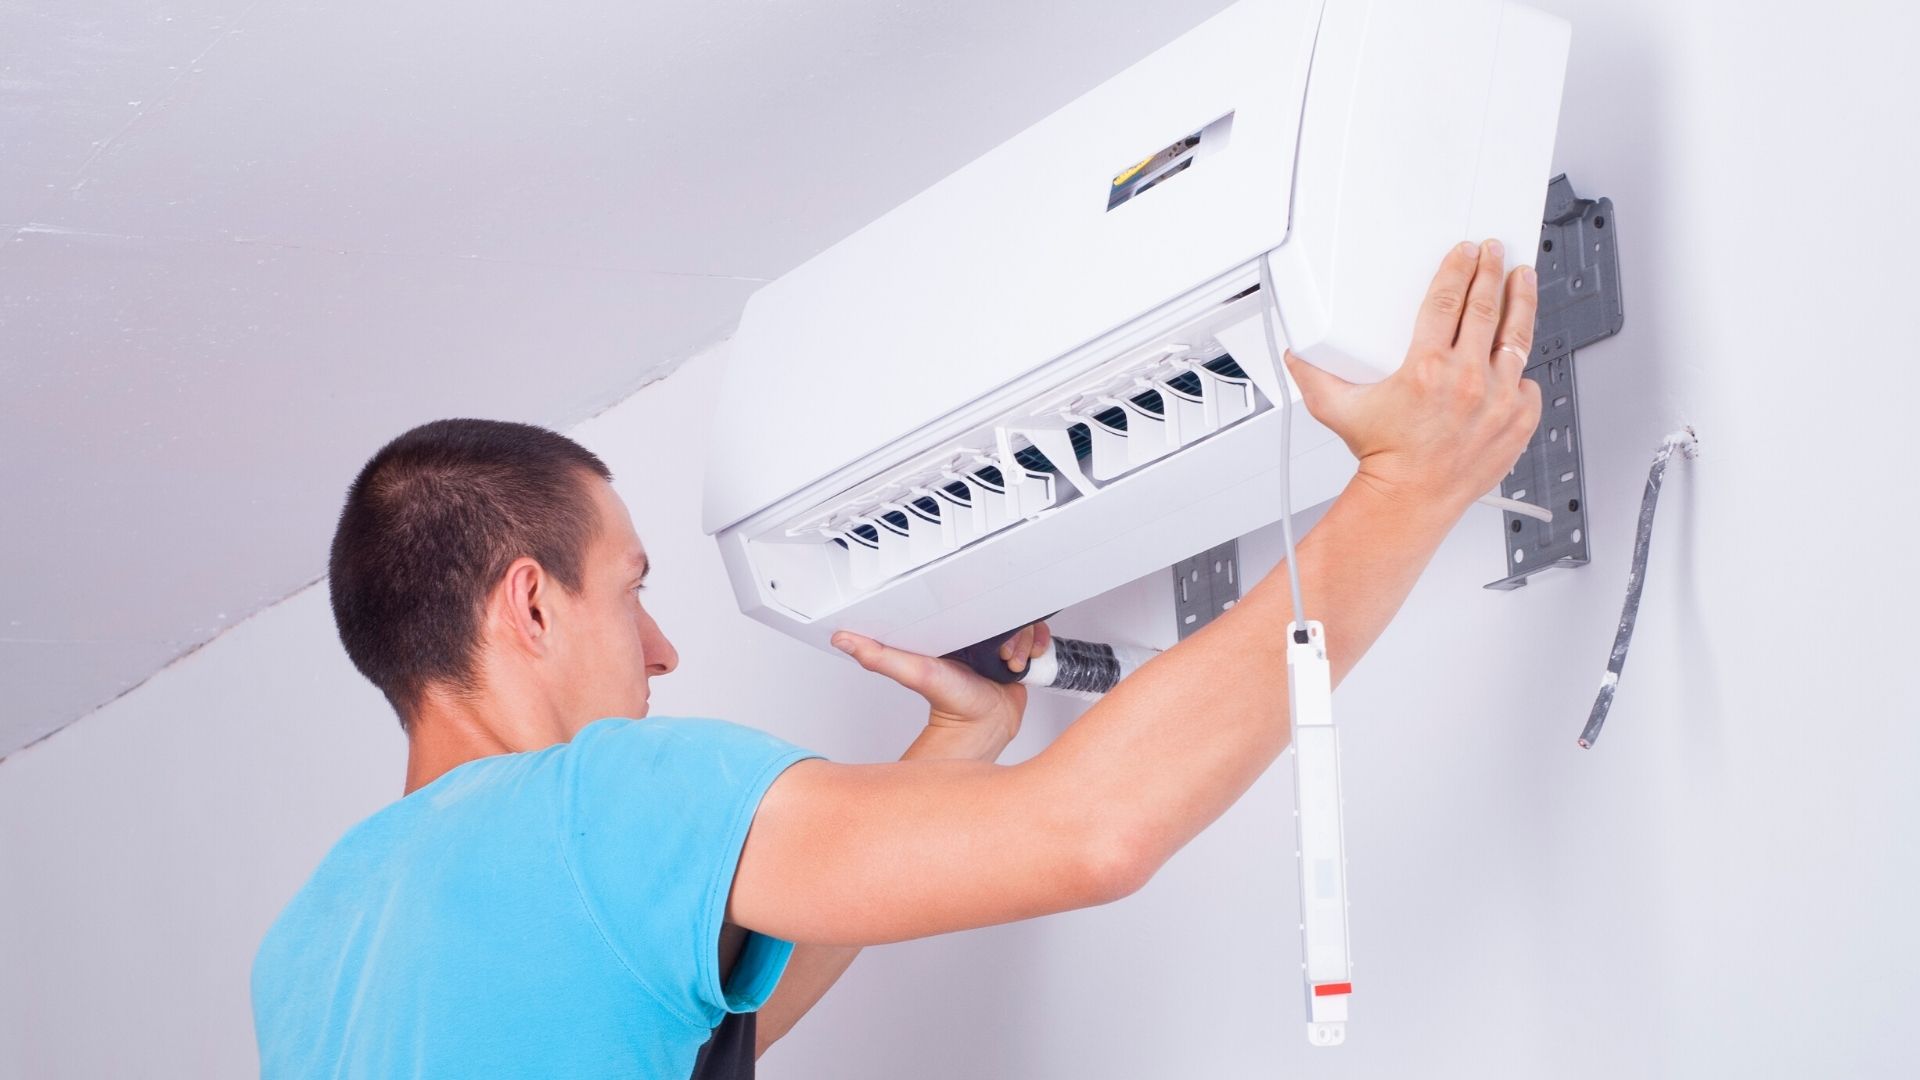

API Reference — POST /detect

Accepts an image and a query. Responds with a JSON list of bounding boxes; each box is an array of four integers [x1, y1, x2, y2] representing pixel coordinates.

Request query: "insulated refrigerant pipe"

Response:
[[944, 628, 1160, 698]]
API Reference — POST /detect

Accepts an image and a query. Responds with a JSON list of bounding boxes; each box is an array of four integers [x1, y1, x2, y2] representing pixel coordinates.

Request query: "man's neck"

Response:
[[402, 686, 568, 794]]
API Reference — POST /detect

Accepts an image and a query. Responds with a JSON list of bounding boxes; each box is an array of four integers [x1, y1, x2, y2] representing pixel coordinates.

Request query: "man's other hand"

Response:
[[830, 623, 1050, 752]]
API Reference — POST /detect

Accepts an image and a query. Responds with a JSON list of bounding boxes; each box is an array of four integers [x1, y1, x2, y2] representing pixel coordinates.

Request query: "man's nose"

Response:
[[643, 614, 679, 676]]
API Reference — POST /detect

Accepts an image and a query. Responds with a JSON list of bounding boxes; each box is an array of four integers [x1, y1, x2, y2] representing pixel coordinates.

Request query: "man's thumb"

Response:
[[830, 631, 877, 665], [1283, 350, 1355, 421]]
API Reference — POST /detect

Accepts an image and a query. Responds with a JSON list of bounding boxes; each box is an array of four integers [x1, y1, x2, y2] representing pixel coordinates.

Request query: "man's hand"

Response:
[[1286, 239, 1542, 516], [828, 623, 1051, 763]]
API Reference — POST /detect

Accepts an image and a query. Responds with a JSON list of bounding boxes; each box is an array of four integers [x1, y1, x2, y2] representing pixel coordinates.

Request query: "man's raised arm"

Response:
[[729, 240, 1541, 948]]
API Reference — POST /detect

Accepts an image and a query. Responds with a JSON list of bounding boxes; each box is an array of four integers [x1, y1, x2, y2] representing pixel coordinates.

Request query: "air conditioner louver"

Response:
[[772, 311, 1272, 607], [1074, 354, 1257, 483]]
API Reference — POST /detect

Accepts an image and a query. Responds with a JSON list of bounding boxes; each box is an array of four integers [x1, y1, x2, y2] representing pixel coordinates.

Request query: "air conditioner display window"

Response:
[[1107, 111, 1233, 211]]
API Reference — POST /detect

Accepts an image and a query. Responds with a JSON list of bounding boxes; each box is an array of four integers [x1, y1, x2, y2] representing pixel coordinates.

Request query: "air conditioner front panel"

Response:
[[1276, 0, 1570, 383], [704, 0, 1325, 534]]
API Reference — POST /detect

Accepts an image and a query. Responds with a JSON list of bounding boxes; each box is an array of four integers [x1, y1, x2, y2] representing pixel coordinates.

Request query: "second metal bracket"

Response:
[[1173, 539, 1240, 639]]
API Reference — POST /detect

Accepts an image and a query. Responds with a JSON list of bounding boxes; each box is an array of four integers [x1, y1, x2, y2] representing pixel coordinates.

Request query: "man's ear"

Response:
[[494, 556, 553, 657]]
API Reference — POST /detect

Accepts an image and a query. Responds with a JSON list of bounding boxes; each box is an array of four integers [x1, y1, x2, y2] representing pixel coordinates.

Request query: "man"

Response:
[[253, 241, 1540, 1077]]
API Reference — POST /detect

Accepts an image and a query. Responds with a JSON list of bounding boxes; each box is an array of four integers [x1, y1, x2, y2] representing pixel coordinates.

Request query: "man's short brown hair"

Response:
[[328, 419, 612, 725]]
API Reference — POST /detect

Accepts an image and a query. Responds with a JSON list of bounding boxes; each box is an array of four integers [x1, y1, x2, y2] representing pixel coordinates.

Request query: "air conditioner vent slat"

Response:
[[1204, 353, 1250, 380], [1068, 423, 1093, 460], [1013, 444, 1056, 474], [774, 304, 1271, 600], [1165, 371, 1205, 398], [819, 455, 1062, 593]]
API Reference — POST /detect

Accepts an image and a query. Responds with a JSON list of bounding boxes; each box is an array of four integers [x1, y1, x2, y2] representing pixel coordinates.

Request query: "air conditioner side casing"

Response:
[[703, 0, 1570, 657]]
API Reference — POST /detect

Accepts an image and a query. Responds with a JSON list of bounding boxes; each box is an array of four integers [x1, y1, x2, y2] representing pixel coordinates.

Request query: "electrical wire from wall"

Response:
[[1578, 426, 1699, 749]]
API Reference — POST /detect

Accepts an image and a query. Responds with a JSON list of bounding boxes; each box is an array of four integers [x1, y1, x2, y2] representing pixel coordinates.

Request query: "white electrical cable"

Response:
[[1259, 254, 1354, 1047], [1256, 255, 1308, 637], [1477, 492, 1554, 523]]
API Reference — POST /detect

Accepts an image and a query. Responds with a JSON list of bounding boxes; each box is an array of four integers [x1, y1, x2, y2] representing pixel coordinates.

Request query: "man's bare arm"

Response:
[[750, 713, 1026, 1056], [730, 241, 1541, 948], [751, 629, 1046, 1055]]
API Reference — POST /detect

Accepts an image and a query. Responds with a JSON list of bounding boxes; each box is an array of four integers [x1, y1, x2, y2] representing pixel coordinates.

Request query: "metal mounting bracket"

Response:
[[1173, 539, 1240, 639], [1486, 175, 1624, 591], [1529, 174, 1625, 368]]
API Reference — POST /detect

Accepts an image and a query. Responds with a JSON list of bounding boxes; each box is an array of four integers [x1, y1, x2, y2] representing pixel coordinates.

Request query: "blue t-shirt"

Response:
[[252, 717, 820, 1079]]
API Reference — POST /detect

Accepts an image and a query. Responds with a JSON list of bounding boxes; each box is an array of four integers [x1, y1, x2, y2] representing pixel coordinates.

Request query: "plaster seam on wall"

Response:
[[5, 0, 266, 254], [3, 331, 735, 765], [0, 571, 323, 766], [2, 223, 772, 282], [54, 1, 272, 206], [0, 638, 183, 645], [578, 341, 730, 424]]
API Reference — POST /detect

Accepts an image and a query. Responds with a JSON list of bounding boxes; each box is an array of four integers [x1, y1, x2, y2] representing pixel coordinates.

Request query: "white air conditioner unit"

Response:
[[704, 0, 1569, 657]]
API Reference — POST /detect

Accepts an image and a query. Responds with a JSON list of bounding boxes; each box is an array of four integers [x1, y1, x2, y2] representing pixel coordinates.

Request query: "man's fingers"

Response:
[[1490, 265, 1538, 382], [1454, 239, 1505, 357], [838, 621, 1050, 694], [1411, 241, 1481, 350], [831, 631, 939, 691]]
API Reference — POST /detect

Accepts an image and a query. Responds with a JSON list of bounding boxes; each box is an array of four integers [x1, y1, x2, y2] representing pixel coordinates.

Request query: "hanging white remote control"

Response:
[[1288, 620, 1352, 1047]]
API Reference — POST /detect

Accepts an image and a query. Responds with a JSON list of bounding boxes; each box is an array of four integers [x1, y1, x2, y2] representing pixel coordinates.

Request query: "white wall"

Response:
[[5, 1, 1919, 1076]]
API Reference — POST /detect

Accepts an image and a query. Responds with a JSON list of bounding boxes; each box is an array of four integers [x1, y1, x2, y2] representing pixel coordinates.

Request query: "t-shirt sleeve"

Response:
[[558, 716, 821, 1030]]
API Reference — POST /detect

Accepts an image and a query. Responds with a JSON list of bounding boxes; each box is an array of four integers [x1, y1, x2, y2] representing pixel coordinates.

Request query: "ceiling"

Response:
[[0, 0, 1235, 756]]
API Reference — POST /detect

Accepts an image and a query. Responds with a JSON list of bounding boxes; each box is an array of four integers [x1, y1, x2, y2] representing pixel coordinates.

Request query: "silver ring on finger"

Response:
[[1494, 343, 1530, 364]]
